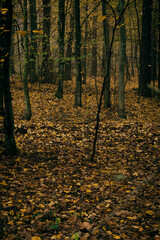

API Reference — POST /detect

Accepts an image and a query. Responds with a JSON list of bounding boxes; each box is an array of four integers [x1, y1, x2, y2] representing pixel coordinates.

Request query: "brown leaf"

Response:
[[80, 222, 92, 231]]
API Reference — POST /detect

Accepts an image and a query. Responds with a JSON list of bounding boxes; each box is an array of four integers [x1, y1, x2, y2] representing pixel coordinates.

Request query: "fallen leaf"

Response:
[[80, 222, 92, 231]]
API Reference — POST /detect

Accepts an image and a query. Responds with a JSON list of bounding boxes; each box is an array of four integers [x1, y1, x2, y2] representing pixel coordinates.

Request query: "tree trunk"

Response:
[[139, 0, 152, 97], [64, 5, 74, 81], [129, 13, 134, 77], [0, 0, 17, 153], [23, 0, 32, 120], [74, 0, 82, 107], [29, 0, 38, 83], [102, 0, 111, 108], [55, 0, 65, 98], [158, 1, 160, 89], [151, 2, 158, 86], [82, 1, 88, 84], [91, 15, 97, 77], [118, 0, 126, 118], [10, 23, 16, 75], [42, 0, 51, 83]]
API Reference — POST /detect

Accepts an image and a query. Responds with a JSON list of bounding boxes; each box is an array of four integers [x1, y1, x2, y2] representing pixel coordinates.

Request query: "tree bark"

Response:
[[118, 0, 126, 118], [29, 0, 38, 83], [55, 0, 65, 98], [23, 0, 32, 120], [139, 0, 152, 97], [74, 0, 82, 107], [64, 4, 74, 81], [42, 0, 51, 83], [10, 23, 16, 75], [158, 1, 160, 89], [82, 0, 88, 84], [0, 0, 17, 153], [151, 2, 158, 86], [102, 0, 111, 108], [91, 15, 97, 77]]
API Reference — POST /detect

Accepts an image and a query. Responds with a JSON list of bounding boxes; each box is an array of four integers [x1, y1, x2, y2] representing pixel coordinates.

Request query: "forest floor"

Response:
[[0, 76, 160, 240]]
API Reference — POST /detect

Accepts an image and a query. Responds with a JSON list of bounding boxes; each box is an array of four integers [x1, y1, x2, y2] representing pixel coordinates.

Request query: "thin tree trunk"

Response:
[[102, 0, 111, 108], [55, 0, 65, 98], [42, 0, 51, 83], [29, 0, 38, 83], [134, 0, 141, 78], [23, 0, 32, 120], [82, 0, 88, 84], [74, 0, 82, 107], [64, 4, 74, 81], [129, 13, 134, 77], [91, 15, 97, 77], [118, 0, 126, 118]]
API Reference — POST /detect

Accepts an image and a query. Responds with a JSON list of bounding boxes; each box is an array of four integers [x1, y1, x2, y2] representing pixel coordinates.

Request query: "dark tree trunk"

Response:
[[29, 0, 38, 83], [151, 3, 157, 86], [0, 0, 17, 153], [118, 0, 126, 118], [55, 0, 65, 98], [64, 5, 74, 81], [82, 0, 88, 84], [91, 15, 97, 77], [10, 23, 16, 75], [158, 1, 160, 89], [139, 0, 152, 97], [42, 0, 51, 83], [23, 0, 32, 120], [102, 0, 111, 108], [74, 0, 82, 107]]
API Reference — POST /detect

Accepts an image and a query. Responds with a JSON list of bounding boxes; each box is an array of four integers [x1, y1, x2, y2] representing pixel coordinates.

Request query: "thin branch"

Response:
[[90, 0, 136, 162]]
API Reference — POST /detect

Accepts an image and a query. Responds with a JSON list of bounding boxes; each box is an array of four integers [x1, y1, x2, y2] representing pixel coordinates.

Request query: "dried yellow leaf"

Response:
[[113, 234, 121, 239], [32, 237, 41, 240], [146, 210, 154, 215]]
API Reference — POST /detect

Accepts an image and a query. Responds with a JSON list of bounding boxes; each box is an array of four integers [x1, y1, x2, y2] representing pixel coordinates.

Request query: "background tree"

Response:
[[102, 0, 111, 108], [118, 0, 126, 118], [23, 0, 32, 120], [0, 0, 17, 153], [42, 0, 51, 83], [139, 0, 152, 97], [55, 0, 65, 98], [29, 0, 38, 83], [158, 0, 160, 89], [151, 1, 158, 86], [91, 13, 97, 77], [64, 2, 74, 81], [74, 0, 82, 107], [82, 0, 88, 84], [10, 22, 16, 75]]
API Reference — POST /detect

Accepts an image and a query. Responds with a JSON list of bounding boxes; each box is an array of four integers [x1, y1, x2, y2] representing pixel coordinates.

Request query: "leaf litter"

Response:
[[0, 77, 160, 239]]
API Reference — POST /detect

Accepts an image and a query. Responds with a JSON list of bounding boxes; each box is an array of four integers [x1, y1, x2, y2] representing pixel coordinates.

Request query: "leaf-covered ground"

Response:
[[0, 77, 160, 240]]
